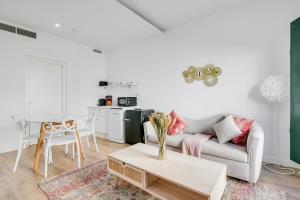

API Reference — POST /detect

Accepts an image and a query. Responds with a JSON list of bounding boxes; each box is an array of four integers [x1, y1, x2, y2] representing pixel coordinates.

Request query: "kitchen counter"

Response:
[[87, 106, 139, 143], [87, 106, 140, 110]]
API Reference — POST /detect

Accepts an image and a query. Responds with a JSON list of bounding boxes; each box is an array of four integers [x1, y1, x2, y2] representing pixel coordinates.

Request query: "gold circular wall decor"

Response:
[[188, 66, 197, 74], [194, 67, 205, 80], [203, 64, 215, 74], [182, 70, 189, 78], [184, 74, 194, 83], [203, 74, 218, 87], [182, 64, 222, 87], [213, 67, 222, 76], [183, 66, 197, 83]]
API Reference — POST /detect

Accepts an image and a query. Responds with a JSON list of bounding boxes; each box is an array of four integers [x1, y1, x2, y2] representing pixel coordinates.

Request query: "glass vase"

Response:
[[158, 138, 166, 160]]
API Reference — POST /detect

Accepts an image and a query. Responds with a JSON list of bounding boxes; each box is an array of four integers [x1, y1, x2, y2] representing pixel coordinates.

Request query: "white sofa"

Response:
[[143, 114, 264, 183]]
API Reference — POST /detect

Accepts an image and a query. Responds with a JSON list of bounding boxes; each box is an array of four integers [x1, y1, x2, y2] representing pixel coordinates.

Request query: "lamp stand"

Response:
[[263, 103, 295, 175]]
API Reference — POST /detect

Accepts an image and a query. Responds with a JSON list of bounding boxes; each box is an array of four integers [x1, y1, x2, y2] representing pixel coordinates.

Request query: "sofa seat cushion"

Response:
[[147, 129, 248, 163], [201, 138, 248, 163], [147, 131, 189, 148]]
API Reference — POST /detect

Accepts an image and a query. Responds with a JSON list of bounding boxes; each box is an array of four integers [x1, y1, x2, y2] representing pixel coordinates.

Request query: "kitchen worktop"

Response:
[[88, 106, 140, 110]]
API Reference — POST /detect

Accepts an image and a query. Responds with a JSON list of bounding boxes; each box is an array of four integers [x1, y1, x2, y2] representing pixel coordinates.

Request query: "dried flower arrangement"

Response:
[[149, 112, 170, 160]]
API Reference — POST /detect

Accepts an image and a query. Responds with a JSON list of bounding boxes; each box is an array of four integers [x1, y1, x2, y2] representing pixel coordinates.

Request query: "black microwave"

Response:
[[118, 97, 137, 107]]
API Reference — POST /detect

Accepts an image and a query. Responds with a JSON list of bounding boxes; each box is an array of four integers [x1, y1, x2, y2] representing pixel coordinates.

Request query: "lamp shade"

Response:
[[259, 75, 287, 103]]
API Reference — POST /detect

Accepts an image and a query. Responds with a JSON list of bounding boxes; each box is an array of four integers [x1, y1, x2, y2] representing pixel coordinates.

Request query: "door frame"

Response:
[[290, 18, 300, 164], [25, 55, 67, 120]]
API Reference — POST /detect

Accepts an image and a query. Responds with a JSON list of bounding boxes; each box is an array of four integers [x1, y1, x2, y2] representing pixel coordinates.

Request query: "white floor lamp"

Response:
[[260, 75, 295, 175]]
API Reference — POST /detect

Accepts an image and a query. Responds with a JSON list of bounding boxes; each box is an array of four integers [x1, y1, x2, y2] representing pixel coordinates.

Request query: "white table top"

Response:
[[108, 143, 227, 196]]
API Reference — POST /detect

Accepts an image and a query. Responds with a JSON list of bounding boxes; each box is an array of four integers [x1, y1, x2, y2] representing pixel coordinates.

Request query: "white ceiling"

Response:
[[0, 0, 161, 49], [0, 0, 251, 50], [118, 0, 251, 30]]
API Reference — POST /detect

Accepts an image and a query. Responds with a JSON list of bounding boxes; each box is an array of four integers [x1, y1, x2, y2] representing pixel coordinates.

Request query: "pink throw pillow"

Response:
[[230, 117, 254, 146], [167, 111, 188, 136]]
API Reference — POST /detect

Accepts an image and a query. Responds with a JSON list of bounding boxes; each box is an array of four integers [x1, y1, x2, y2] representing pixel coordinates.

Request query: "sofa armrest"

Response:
[[247, 121, 264, 183], [143, 121, 155, 144]]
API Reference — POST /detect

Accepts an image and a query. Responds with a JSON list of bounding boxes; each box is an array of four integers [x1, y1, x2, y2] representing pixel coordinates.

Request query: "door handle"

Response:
[[124, 119, 130, 121]]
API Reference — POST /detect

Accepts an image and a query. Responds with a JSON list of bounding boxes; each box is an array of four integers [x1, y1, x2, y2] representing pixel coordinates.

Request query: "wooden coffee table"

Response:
[[107, 143, 226, 200]]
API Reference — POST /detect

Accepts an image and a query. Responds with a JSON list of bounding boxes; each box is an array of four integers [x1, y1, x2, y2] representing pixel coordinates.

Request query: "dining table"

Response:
[[27, 115, 85, 173]]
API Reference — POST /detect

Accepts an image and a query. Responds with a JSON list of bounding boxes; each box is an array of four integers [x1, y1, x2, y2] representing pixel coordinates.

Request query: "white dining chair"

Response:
[[43, 118, 81, 177], [12, 115, 40, 172], [77, 112, 99, 152]]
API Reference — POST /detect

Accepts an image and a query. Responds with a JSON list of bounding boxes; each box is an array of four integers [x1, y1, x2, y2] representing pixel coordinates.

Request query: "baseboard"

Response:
[[96, 132, 108, 139], [263, 156, 300, 169]]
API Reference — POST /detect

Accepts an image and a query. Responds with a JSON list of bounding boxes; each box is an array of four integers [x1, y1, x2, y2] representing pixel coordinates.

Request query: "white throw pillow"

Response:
[[213, 115, 241, 144]]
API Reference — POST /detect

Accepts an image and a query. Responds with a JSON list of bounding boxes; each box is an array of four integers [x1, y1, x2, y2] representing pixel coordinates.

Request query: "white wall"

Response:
[[0, 20, 106, 153], [107, 0, 300, 167]]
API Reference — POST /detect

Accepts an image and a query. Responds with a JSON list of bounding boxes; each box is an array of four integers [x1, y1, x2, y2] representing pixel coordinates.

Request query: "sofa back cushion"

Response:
[[183, 114, 224, 135]]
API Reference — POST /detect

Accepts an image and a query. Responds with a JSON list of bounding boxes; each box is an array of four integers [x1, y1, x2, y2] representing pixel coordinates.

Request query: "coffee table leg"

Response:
[[115, 177, 121, 188], [115, 177, 129, 189]]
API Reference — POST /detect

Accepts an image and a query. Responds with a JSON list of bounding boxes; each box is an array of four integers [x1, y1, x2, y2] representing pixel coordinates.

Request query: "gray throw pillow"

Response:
[[213, 115, 241, 144]]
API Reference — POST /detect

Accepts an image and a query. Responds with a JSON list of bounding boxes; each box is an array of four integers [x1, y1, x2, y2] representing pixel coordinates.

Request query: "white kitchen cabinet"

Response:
[[95, 109, 107, 134], [107, 108, 125, 143], [87, 106, 137, 142]]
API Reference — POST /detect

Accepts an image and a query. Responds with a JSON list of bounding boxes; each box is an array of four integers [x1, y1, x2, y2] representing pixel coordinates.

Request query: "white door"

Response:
[[27, 58, 65, 119]]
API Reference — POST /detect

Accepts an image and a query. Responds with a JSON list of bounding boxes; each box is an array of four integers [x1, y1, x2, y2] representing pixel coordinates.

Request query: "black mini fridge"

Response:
[[124, 109, 154, 144]]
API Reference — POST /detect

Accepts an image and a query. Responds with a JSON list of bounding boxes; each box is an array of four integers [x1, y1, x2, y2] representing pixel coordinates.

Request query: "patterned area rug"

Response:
[[39, 160, 287, 200]]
